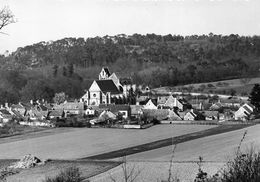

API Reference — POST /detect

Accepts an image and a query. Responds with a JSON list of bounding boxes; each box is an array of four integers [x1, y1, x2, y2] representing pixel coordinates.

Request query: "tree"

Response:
[[0, 6, 15, 33], [249, 84, 260, 112], [53, 92, 67, 104], [62, 66, 67, 77], [53, 65, 58, 77], [20, 79, 54, 102], [68, 63, 74, 77]]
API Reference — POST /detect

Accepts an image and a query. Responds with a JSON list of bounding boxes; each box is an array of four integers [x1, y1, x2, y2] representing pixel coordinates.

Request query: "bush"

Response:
[[43, 166, 83, 182], [220, 147, 260, 182]]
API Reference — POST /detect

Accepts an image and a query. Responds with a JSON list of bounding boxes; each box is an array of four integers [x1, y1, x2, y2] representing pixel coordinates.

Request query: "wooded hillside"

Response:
[[0, 33, 260, 104]]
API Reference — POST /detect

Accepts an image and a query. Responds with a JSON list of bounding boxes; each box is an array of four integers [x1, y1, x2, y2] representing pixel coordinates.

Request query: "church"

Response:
[[81, 67, 124, 106]]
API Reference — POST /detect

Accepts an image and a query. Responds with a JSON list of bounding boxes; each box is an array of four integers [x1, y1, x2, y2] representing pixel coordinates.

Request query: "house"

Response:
[[143, 99, 157, 110], [0, 109, 13, 123], [99, 104, 131, 118], [27, 109, 47, 120], [209, 102, 223, 111], [85, 107, 96, 116], [184, 111, 196, 121], [90, 110, 117, 125], [220, 98, 242, 108], [157, 95, 189, 111], [234, 103, 254, 121], [184, 109, 205, 121], [203, 111, 219, 120], [11, 103, 27, 116], [54, 101, 84, 115], [130, 105, 143, 118], [48, 110, 65, 120], [136, 95, 150, 105]]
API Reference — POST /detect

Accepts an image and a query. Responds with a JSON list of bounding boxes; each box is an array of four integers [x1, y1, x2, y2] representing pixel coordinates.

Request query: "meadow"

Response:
[[90, 124, 260, 182]]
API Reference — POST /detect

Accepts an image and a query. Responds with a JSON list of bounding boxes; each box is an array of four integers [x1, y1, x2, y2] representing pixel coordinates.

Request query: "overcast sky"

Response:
[[0, 0, 260, 54]]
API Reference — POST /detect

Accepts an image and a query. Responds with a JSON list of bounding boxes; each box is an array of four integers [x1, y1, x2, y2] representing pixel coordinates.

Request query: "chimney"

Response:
[[5, 103, 8, 108], [30, 100, 33, 105]]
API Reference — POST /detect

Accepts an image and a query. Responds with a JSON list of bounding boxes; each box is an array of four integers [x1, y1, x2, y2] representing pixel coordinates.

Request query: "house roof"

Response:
[[54, 102, 84, 110], [243, 105, 253, 114], [146, 99, 157, 106], [142, 109, 169, 121], [20, 103, 34, 110], [11, 104, 24, 109], [95, 80, 121, 94], [48, 110, 64, 117], [99, 104, 130, 114], [0, 109, 12, 115], [12, 110, 24, 118], [203, 111, 219, 117]]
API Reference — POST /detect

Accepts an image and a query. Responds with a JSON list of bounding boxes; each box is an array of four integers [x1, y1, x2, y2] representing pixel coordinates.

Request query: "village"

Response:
[[0, 67, 256, 130]]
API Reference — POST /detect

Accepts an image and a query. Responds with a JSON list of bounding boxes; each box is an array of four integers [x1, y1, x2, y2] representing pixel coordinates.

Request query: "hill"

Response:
[[0, 33, 260, 103]]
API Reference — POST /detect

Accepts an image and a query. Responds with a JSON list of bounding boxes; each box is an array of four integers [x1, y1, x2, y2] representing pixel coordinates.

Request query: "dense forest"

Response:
[[0, 33, 260, 104]]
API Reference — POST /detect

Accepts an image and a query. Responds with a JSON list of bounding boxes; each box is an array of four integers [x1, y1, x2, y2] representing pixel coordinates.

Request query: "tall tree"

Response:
[[0, 6, 15, 34], [249, 84, 260, 112]]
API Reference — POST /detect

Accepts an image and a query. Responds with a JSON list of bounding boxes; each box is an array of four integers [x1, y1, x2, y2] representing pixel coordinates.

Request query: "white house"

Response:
[[234, 103, 254, 121]]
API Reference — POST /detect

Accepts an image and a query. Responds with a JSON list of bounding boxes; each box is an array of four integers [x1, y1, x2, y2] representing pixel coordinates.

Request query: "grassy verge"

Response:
[[85, 124, 252, 160]]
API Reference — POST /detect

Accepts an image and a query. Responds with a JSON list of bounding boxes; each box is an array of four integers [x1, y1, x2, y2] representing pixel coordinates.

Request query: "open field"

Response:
[[86, 124, 249, 160], [0, 125, 215, 160], [1, 160, 120, 182], [89, 124, 260, 182], [153, 76, 260, 96]]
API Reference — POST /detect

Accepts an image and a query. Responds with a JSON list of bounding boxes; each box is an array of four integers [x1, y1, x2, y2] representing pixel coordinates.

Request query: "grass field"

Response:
[[0, 125, 215, 160], [153, 76, 260, 96], [89, 124, 260, 182]]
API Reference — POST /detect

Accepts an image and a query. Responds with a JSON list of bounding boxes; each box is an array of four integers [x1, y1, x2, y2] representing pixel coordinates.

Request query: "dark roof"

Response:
[[103, 67, 111, 77], [95, 80, 121, 94]]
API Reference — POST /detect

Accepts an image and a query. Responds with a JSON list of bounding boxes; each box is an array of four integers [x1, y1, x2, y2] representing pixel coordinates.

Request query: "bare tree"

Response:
[[0, 6, 16, 34]]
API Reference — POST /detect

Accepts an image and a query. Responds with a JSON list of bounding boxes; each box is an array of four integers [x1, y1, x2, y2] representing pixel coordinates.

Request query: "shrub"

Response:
[[43, 166, 83, 182]]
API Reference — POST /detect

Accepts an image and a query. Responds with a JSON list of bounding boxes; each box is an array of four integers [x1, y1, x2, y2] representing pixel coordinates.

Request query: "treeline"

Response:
[[0, 33, 260, 103]]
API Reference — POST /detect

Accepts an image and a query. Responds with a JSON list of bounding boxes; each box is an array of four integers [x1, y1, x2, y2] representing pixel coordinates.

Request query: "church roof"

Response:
[[96, 80, 121, 94]]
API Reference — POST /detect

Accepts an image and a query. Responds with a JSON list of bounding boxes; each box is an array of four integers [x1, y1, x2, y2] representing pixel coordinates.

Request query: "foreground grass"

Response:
[[4, 160, 120, 182]]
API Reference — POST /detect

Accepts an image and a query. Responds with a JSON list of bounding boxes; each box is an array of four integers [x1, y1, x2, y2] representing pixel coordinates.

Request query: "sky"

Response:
[[0, 0, 260, 54]]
